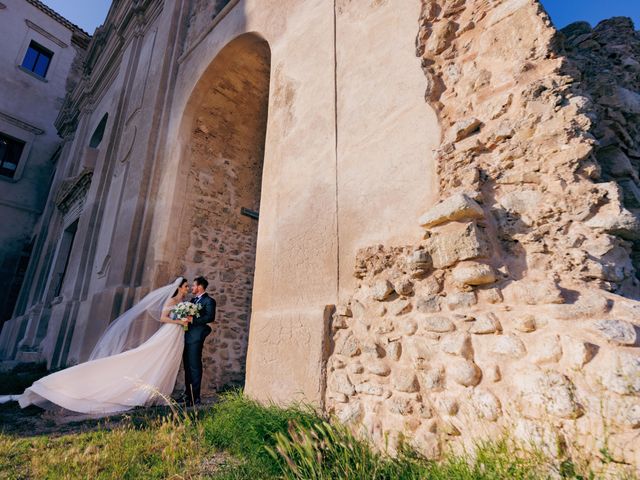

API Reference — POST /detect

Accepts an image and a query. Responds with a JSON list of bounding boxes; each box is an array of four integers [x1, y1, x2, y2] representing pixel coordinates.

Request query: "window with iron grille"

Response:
[[0, 133, 26, 179], [21, 41, 53, 78]]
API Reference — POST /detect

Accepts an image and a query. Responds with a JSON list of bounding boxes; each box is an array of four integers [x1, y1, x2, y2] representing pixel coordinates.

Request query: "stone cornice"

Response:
[[24, 19, 68, 48], [0, 110, 44, 135], [55, 0, 164, 138], [54, 168, 93, 214]]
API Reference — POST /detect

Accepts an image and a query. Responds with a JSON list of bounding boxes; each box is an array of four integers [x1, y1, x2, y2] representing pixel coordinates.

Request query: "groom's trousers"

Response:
[[183, 340, 205, 402]]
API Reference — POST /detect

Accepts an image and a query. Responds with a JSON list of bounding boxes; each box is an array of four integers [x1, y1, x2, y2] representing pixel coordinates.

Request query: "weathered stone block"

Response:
[[392, 369, 419, 393], [597, 146, 637, 179], [472, 389, 502, 421], [470, 313, 502, 334], [418, 193, 484, 228], [371, 280, 395, 301], [592, 319, 637, 345], [407, 249, 432, 275], [399, 319, 418, 336], [482, 287, 503, 304], [416, 294, 442, 313], [390, 299, 412, 316], [540, 373, 584, 419], [446, 291, 477, 310], [606, 397, 640, 429], [505, 279, 564, 305], [337, 401, 363, 424], [421, 315, 456, 333], [601, 352, 640, 395], [389, 396, 413, 416], [493, 334, 527, 358], [530, 335, 562, 365], [421, 367, 445, 391], [449, 358, 482, 386], [514, 315, 537, 332], [498, 190, 542, 225], [367, 362, 391, 376], [441, 332, 473, 359], [437, 396, 459, 415], [393, 277, 414, 296], [355, 382, 384, 396], [600, 86, 640, 114], [451, 118, 482, 142], [339, 334, 361, 357], [426, 222, 490, 269], [386, 341, 402, 361], [330, 372, 355, 396], [452, 261, 497, 285], [561, 336, 598, 368]]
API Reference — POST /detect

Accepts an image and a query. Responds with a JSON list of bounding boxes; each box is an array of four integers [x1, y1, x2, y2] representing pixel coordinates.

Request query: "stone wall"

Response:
[[175, 38, 270, 392], [561, 17, 640, 290], [325, 0, 640, 473]]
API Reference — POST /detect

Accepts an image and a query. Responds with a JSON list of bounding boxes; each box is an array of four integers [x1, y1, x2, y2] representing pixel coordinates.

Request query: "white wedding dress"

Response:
[[0, 278, 186, 415]]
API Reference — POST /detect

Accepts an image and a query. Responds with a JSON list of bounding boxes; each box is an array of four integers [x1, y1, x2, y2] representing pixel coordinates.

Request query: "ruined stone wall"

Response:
[[325, 0, 640, 473], [561, 17, 640, 291], [175, 40, 269, 392]]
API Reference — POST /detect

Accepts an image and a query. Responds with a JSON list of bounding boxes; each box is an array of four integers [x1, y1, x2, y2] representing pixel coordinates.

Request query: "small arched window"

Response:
[[89, 113, 108, 148]]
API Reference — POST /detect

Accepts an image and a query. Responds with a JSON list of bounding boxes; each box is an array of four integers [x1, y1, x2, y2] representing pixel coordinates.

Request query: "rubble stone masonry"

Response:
[[325, 0, 640, 472]]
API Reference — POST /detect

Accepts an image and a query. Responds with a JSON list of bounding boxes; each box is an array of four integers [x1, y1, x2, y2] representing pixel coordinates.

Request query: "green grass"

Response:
[[0, 390, 636, 479]]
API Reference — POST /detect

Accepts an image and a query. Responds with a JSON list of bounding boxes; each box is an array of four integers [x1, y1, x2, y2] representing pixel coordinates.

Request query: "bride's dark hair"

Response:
[[172, 278, 188, 298]]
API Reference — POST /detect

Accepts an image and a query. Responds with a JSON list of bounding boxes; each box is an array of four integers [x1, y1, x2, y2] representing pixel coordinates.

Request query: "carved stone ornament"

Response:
[[55, 168, 93, 214]]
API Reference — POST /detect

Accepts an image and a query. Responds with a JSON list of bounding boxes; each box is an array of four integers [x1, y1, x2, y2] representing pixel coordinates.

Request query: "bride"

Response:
[[0, 277, 191, 415]]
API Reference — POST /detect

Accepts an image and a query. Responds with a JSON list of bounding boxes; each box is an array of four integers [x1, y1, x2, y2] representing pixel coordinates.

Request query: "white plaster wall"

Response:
[[152, 0, 338, 404], [336, 0, 441, 301]]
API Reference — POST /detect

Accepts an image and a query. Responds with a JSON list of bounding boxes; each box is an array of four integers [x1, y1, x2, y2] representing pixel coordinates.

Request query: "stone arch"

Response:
[[174, 32, 271, 392]]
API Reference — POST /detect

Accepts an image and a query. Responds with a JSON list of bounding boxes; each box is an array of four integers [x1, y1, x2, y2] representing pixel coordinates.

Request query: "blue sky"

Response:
[[40, 0, 111, 34], [39, 0, 640, 36], [539, 0, 640, 29]]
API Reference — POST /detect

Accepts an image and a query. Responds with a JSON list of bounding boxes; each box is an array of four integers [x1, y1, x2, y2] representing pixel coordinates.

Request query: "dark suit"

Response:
[[183, 292, 216, 403]]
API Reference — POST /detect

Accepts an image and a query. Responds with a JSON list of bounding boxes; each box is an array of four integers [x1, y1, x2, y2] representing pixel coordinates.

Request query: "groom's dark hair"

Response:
[[194, 276, 209, 290]]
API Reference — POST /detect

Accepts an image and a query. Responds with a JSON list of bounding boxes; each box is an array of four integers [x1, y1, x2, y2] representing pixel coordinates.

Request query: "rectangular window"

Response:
[[53, 220, 78, 298], [0, 132, 25, 179], [21, 41, 53, 77]]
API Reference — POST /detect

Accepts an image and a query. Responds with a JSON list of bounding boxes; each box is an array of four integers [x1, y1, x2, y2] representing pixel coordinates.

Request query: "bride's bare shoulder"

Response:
[[163, 297, 178, 309]]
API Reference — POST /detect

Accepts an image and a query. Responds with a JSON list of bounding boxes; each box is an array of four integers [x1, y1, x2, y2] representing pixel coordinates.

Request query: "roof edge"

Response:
[[24, 0, 91, 39]]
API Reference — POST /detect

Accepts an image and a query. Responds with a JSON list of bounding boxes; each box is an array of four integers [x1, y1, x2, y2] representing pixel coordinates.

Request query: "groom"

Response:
[[184, 276, 216, 406]]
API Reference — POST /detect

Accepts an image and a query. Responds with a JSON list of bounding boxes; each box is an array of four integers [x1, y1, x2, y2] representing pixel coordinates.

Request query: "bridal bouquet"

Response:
[[171, 302, 202, 331]]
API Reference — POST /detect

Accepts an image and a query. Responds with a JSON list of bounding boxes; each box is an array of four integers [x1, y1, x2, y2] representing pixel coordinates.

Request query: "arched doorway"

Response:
[[175, 33, 270, 392]]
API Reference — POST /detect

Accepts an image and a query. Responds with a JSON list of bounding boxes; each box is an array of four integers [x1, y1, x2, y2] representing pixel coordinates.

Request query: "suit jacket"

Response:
[[185, 292, 216, 344]]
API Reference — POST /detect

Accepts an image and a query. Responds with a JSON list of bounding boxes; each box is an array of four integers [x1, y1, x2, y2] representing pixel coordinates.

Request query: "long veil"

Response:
[[88, 277, 184, 361]]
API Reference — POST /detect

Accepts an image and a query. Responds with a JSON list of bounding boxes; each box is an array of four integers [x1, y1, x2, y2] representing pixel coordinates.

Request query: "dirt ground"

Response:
[[0, 400, 219, 439]]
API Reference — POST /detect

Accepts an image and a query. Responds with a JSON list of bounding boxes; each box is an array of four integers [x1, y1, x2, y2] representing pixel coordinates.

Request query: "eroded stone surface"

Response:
[[323, 3, 640, 472], [419, 193, 484, 228], [593, 319, 637, 345]]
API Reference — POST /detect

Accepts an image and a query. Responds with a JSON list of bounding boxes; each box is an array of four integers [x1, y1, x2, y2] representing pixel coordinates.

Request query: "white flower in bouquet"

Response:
[[171, 301, 202, 331]]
